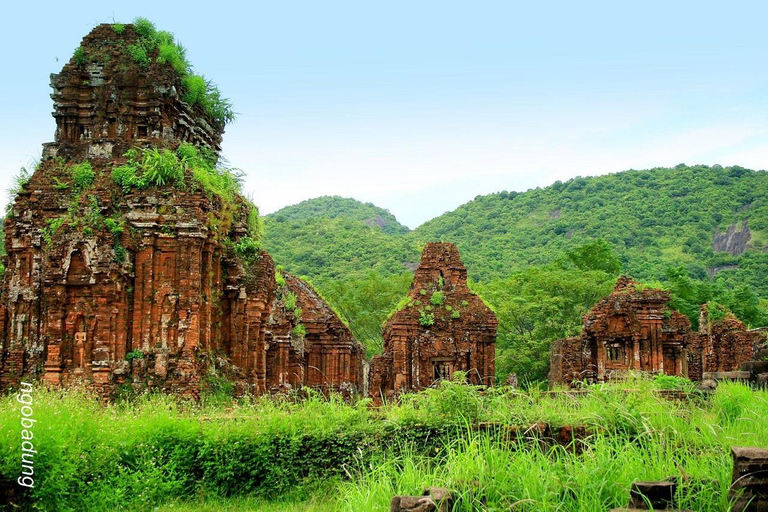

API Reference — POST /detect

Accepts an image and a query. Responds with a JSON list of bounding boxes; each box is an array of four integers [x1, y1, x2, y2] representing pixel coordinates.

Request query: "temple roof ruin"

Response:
[[369, 242, 497, 403]]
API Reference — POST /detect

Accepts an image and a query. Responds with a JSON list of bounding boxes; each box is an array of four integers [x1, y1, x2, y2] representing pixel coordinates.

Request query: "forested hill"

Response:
[[268, 196, 410, 235], [414, 164, 768, 290], [264, 196, 420, 282], [266, 164, 768, 294]]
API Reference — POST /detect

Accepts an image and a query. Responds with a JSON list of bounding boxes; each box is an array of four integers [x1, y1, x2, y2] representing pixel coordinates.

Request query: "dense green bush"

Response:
[[233, 236, 262, 262], [70, 162, 95, 191], [141, 148, 184, 187], [72, 46, 86, 65]]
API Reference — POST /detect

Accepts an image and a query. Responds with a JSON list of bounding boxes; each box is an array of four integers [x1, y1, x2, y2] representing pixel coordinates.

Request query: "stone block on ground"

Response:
[[390, 487, 454, 512]]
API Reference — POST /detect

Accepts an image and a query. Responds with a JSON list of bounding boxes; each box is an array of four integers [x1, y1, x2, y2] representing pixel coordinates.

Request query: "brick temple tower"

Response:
[[369, 242, 497, 403]]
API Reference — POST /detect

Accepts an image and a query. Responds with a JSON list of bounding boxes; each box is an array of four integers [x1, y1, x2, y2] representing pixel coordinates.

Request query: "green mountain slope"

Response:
[[269, 196, 410, 235], [264, 196, 419, 283], [412, 164, 768, 294]]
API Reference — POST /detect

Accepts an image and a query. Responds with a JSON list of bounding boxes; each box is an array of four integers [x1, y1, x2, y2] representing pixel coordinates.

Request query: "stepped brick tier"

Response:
[[550, 276, 766, 386], [265, 272, 364, 395], [0, 24, 359, 399], [369, 242, 497, 404], [45, 24, 221, 162]]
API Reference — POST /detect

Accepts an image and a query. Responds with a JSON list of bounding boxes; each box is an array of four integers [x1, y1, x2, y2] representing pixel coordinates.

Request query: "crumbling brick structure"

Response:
[[549, 276, 763, 386], [265, 272, 364, 395], [44, 24, 222, 163], [0, 23, 360, 400], [369, 242, 497, 403], [687, 306, 766, 381]]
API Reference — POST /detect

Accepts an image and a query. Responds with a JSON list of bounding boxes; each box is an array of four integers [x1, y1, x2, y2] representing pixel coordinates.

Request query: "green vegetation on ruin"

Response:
[[71, 17, 235, 126], [110, 142, 262, 241], [2, 142, 262, 276], [2, 376, 766, 511]]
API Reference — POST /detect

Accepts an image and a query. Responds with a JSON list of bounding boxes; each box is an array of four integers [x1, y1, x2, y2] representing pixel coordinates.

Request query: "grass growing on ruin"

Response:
[[129, 17, 235, 126], [110, 143, 261, 240], [1, 376, 766, 511]]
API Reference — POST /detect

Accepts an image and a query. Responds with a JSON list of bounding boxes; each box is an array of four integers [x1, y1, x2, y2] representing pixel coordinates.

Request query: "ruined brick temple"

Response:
[[0, 24, 364, 399], [266, 272, 364, 395], [549, 276, 765, 386], [369, 242, 497, 403]]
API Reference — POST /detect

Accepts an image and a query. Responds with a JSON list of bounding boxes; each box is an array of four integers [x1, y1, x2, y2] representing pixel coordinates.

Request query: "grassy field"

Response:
[[1, 375, 766, 511]]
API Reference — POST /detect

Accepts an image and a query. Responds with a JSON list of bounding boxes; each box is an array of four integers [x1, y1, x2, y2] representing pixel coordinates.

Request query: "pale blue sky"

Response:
[[1, 1, 766, 228]]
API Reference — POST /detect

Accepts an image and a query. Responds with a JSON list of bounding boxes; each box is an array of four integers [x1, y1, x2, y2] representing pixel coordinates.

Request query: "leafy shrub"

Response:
[[284, 291, 298, 311], [41, 217, 66, 246], [419, 310, 434, 327], [112, 163, 140, 192], [114, 241, 127, 264], [705, 301, 730, 325], [275, 271, 286, 287], [105, 218, 125, 236], [157, 41, 187, 74], [182, 74, 207, 104], [7, 167, 31, 211], [192, 166, 242, 204], [71, 162, 95, 191], [112, 23, 125, 34], [126, 349, 144, 362], [141, 148, 184, 186], [73, 46, 87, 65], [430, 291, 445, 306], [292, 324, 306, 337], [451, 310, 461, 319], [53, 177, 69, 190], [128, 41, 152, 68], [176, 142, 199, 163], [132, 17, 156, 38], [181, 73, 236, 125], [233, 236, 261, 262]]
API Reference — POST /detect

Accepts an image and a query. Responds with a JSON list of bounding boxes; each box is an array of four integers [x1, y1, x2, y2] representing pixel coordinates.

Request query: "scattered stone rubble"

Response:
[[731, 446, 768, 512], [609, 479, 691, 512], [550, 277, 766, 387], [390, 487, 453, 512]]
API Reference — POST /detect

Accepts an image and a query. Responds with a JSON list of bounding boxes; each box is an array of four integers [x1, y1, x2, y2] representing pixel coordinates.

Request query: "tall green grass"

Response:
[[1, 377, 766, 511]]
